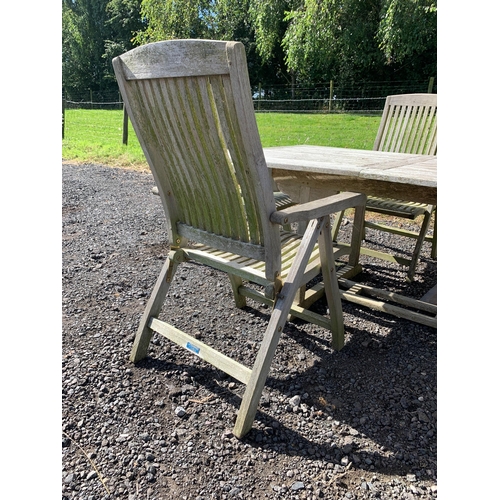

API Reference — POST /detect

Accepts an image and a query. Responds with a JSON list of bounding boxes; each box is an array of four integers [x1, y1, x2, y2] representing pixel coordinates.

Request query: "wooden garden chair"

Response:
[[332, 93, 437, 281], [112, 40, 366, 438]]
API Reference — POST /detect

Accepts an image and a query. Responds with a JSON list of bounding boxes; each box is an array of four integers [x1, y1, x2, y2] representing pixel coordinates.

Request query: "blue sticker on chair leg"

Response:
[[186, 342, 200, 355]]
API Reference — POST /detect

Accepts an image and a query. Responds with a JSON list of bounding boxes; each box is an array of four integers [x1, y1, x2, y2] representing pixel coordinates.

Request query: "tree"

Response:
[[247, 0, 436, 85], [62, 0, 436, 98], [62, 0, 110, 97], [134, 0, 215, 44], [377, 0, 437, 78], [133, 0, 284, 85], [62, 0, 143, 97], [103, 0, 144, 87]]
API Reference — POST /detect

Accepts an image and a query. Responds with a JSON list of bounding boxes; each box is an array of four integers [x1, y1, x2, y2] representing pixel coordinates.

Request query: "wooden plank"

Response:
[[296, 275, 437, 328], [149, 318, 252, 385], [269, 192, 366, 225], [177, 223, 266, 261], [339, 288, 437, 328], [118, 40, 232, 80], [339, 278, 437, 314], [265, 145, 436, 177], [272, 171, 437, 205]]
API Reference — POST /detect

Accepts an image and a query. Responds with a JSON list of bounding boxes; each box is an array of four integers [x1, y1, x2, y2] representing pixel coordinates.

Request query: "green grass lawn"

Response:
[[62, 109, 381, 169]]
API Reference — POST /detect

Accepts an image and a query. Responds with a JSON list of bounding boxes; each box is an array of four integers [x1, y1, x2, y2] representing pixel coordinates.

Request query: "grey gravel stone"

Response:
[[62, 163, 437, 499], [291, 481, 305, 491], [175, 406, 187, 417]]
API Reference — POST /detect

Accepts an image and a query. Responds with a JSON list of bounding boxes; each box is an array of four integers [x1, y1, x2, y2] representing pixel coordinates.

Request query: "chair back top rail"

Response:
[[113, 40, 281, 278]]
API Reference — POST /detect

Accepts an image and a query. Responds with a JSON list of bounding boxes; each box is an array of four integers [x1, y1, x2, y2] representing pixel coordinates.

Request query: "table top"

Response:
[[265, 145, 437, 205]]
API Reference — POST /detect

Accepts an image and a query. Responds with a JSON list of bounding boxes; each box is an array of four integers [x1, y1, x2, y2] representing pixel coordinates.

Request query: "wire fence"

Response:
[[63, 78, 436, 114]]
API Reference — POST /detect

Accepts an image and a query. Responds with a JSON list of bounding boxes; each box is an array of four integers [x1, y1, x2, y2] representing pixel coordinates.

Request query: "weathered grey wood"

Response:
[[301, 278, 437, 328], [273, 172, 436, 206], [318, 218, 345, 350], [364, 220, 433, 241], [228, 274, 246, 308], [119, 39, 232, 80], [368, 93, 437, 281], [130, 250, 183, 362], [270, 192, 366, 225], [374, 94, 437, 155], [339, 278, 437, 314], [150, 318, 253, 384], [233, 217, 328, 438], [114, 39, 367, 439], [266, 146, 437, 188], [268, 93, 437, 282], [177, 223, 266, 261], [338, 281, 437, 328]]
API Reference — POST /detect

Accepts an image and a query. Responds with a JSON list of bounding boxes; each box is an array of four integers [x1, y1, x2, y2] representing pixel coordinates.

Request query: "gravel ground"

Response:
[[62, 162, 437, 500]]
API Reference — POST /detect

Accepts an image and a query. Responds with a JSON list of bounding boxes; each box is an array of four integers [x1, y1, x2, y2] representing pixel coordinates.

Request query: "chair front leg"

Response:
[[232, 218, 326, 439]]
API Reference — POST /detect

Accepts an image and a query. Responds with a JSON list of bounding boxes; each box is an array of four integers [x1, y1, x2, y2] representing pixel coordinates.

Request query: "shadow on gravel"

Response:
[[134, 299, 436, 480]]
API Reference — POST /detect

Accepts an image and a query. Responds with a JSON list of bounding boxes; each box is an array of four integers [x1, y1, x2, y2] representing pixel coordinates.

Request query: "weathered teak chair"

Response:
[[332, 93, 437, 281], [112, 40, 366, 438]]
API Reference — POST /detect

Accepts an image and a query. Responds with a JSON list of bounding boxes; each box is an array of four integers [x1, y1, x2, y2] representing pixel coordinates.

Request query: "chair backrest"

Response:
[[113, 40, 280, 281], [374, 93, 437, 155]]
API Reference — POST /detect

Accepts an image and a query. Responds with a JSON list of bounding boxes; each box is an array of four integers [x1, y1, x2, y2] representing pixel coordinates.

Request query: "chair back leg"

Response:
[[406, 208, 433, 282], [130, 251, 183, 362], [431, 209, 437, 259], [318, 218, 345, 350]]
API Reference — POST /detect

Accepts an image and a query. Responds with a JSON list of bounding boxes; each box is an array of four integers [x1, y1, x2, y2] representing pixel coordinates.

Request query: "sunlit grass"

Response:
[[62, 109, 381, 169], [256, 112, 381, 149], [62, 109, 147, 170]]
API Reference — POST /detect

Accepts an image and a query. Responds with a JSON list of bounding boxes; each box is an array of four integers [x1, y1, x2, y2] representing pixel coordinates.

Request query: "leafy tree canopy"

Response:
[[62, 0, 436, 96]]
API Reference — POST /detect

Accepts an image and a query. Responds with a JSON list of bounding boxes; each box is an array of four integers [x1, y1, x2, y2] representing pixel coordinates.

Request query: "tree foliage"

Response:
[[63, 0, 109, 95], [249, 0, 436, 84], [62, 0, 143, 96], [377, 0, 437, 76], [62, 0, 437, 96]]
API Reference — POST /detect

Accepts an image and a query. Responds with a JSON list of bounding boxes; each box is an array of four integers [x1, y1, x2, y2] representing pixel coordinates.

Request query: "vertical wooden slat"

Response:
[[183, 76, 235, 236], [405, 104, 423, 153], [161, 78, 205, 228], [199, 75, 250, 240], [141, 79, 198, 228], [401, 105, 418, 152], [394, 105, 410, 152], [418, 106, 432, 154], [384, 106, 396, 151], [210, 75, 263, 244]]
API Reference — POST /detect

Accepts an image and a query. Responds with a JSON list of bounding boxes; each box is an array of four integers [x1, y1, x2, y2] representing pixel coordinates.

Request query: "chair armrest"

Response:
[[269, 192, 366, 225]]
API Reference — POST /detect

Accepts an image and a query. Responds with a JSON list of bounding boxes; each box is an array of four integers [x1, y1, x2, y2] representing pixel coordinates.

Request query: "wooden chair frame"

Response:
[[112, 40, 366, 438]]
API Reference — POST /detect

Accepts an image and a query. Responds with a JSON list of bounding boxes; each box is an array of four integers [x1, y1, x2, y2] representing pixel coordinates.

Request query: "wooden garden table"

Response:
[[264, 145, 437, 328], [264, 145, 436, 206]]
